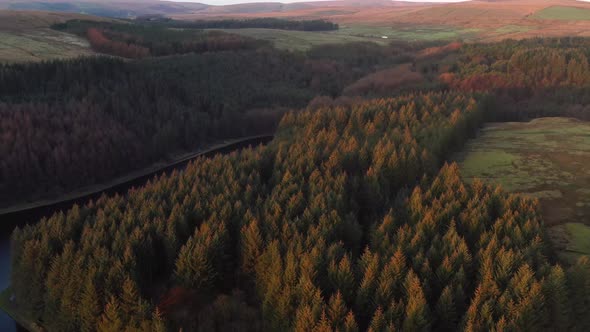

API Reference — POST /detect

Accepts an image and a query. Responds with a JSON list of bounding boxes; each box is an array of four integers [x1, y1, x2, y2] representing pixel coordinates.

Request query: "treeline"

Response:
[[437, 37, 590, 120], [7, 30, 590, 332], [0, 49, 315, 206], [441, 38, 590, 91], [11, 92, 590, 331], [7, 33, 590, 207], [166, 18, 339, 31], [0, 36, 456, 206], [55, 20, 268, 58], [87, 28, 150, 59], [12, 93, 590, 331]]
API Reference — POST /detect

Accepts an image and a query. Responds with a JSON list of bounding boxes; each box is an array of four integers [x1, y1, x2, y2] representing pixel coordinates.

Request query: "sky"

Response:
[[172, 0, 470, 5]]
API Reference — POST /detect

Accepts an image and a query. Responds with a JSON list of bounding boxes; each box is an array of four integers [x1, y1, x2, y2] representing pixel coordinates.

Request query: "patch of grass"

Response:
[[460, 150, 519, 177], [335, 25, 479, 41], [565, 223, 590, 255], [209, 28, 387, 51], [211, 25, 479, 51], [527, 190, 563, 199], [532, 6, 590, 21], [455, 117, 590, 264], [314, 10, 356, 16], [0, 29, 92, 63], [495, 25, 534, 34]]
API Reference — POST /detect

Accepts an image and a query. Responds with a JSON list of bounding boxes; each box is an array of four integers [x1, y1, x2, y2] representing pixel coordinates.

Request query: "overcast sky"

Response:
[[172, 0, 470, 5]]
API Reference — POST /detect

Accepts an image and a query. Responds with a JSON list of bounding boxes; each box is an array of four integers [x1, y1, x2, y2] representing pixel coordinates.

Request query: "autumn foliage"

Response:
[[87, 28, 150, 59], [344, 64, 424, 96], [443, 40, 590, 92], [12, 91, 590, 331], [7, 30, 590, 332]]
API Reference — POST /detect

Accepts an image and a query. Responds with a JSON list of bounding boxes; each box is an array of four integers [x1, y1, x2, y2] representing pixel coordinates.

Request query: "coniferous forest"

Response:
[[4, 18, 590, 332]]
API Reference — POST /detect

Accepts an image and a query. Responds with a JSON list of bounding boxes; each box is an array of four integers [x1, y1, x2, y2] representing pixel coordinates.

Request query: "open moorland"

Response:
[[4, 1, 590, 56], [455, 117, 590, 262], [0, 10, 100, 62], [173, 0, 590, 42], [212, 25, 478, 51]]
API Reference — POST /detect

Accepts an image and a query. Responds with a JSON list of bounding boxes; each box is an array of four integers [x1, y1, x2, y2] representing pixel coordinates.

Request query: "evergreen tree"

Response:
[[97, 297, 124, 332], [80, 275, 102, 332]]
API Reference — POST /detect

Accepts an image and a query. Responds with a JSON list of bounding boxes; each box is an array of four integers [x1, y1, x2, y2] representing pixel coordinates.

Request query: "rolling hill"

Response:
[[2, 0, 590, 59], [0, 10, 106, 62], [173, 0, 590, 41]]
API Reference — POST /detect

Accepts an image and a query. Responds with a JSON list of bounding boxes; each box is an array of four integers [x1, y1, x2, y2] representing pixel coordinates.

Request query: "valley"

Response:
[[0, 10, 98, 62], [2, 1, 590, 331]]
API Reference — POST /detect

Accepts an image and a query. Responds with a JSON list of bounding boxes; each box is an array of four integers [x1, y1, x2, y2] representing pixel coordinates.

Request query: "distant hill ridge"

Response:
[[0, 0, 433, 18], [1, 0, 590, 37]]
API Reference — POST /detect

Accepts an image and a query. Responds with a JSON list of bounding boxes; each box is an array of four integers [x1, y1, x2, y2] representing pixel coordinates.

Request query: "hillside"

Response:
[[0, 10, 106, 62], [173, 0, 590, 41], [4, 0, 590, 42], [4, 4, 590, 332]]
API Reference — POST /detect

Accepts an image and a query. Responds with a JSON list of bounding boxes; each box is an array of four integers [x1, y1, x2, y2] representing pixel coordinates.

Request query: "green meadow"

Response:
[[0, 29, 92, 63], [455, 117, 590, 262], [211, 25, 480, 51], [532, 6, 590, 21]]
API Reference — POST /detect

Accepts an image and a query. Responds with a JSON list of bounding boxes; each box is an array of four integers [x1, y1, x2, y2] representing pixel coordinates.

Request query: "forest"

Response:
[[162, 18, 339, 31], [0, 51, 311, 205], [54, 20, 269, 58], [0, 30, 426, 206], [10, 91, 590, 331], [5, 20, 590, 331]]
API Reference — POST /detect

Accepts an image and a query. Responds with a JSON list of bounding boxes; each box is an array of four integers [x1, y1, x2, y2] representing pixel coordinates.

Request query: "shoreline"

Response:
[[0, 288, 40, 332], [0, 134, 272, 216]]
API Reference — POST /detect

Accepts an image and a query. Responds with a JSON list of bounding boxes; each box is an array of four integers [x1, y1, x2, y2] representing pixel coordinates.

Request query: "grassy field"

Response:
[[494, 24, 535, 34], [211, 27, 388, 51], [335, 25, 479, 41], [0, 29, 92, 63], [212, 25, 479, 51], [454, 117, 590, 262], [0, 10, 96, 63], [532, 6, 590, 21]]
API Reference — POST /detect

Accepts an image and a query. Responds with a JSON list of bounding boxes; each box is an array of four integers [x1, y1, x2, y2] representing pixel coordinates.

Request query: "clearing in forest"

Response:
[[0, 10, 96, 63], [210, 25, 478, 51], [454, 117, 590, 263], [532, 6, 590, 21]]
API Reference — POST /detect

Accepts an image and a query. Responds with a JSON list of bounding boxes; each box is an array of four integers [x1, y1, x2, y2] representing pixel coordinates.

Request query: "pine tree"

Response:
[[403, 271, 430, 332], [343, 311, 359, 332], [241, 219, 263, 274], [120, 276, 141, 319], [80, 275, 102, 332], [97, 296, 124, 332], [435, 286, 457, 331], [315, 311, 333, 332], [328, 291, 347, 328], [328, 255, 355, 303], [294, 305, 317, 332], [369, 307, 386, 332], [543, 265, 570, 331], [567, 256, 590, 330], [152, 308, 167, 332]]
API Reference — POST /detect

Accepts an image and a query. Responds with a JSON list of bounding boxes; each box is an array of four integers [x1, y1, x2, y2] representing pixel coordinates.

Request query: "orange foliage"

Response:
[[87, 28, 150, 59], [439, 72, 455, 85], [157, 286, 192, 315], [343, 64, 423, 96], [417, 41, 463, 59], [442, 72, 512, 92]]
